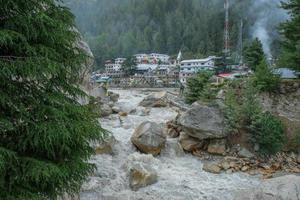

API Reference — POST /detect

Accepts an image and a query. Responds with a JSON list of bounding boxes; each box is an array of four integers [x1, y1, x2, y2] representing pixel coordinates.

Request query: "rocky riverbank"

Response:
[[77, 89, 300, 200]]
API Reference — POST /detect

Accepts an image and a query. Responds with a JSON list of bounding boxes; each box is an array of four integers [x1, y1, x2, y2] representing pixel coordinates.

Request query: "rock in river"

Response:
[[177, 103, 225, 140], [131, 121, 166, 156], [139, 91, 167, 107], [203, 162, 222, 174], [91, 132, 116, 155], [124, 153, 159, 191], [100, 104, 113, 117]]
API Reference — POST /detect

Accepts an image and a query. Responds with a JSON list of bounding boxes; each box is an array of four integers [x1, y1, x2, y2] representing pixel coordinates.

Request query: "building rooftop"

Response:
[[136, 64, 158, 71], [274, 68, 298, 79], [181, 56, 216, 64]]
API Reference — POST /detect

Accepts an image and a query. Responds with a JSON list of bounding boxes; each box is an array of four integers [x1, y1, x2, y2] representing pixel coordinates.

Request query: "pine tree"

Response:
[[253, 58, 280, 92], [184, 72, 213, 104], [280, 0, 300, 71], [0, 1, 104, 199], [243, 38, 265, 71], [123, 56, 137, 76]]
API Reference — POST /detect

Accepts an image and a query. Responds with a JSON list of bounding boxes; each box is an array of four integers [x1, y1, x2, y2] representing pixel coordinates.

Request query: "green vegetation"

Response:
[[184, 72, 214, 104], [250, 112, 285, 154], [253, 59, 280, 92], [280, 0, 300, 71], [0, 1, 105, 199], [224, 81, 285, 154], [224, 86, 242, 134], [123, 56, 137, 76], [243, 38, 265, 71]]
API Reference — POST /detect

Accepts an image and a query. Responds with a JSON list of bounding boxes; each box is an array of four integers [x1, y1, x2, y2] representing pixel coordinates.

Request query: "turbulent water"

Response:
[[80, 89, 262, 200]]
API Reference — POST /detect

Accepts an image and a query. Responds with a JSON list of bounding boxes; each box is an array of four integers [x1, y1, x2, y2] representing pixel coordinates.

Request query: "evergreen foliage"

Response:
[[223, 81, 285, 154], [0, 1, 104, 199], [243, 38, 265, 71], [280, 0, 300, 71], [224, 87, 242, 134], [253, 59, 280, 92], [250, 112, 285, 154], [184, 72, 213, 104], [123, 56, 137, 76]]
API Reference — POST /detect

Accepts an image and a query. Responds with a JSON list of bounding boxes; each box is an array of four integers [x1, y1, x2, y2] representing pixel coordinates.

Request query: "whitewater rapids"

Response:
[[80, 89, 262, 200]]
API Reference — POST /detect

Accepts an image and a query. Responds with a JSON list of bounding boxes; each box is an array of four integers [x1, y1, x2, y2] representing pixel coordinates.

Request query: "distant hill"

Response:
[[66, 0, 285, 69]]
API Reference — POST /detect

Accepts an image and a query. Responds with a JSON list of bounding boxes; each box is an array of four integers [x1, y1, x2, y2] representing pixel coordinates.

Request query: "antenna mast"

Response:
[[238, 19, 243, 64], [224, 0, 230, 57]]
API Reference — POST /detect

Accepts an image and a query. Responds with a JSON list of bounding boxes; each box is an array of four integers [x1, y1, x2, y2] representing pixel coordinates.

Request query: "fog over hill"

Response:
[[65, 0, 287, 68]]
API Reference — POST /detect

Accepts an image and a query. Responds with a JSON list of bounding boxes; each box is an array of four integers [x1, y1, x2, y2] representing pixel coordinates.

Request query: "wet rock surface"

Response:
[[91, 132, 116, 155], [124, 153, 159, 191], [139, 91, 168, 107], [177, 103, 226, 140], [131, 121, 166, 156]]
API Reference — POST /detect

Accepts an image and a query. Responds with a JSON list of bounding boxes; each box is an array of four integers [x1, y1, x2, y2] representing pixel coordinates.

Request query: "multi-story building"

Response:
[[134, 53, 170, 64], [149, 53, 170, 64], [134, 54, 149, 63], [179, 56, 216, 83], [135, 64, 158, 75], [115, 57, 126, 64], [105, 59, 124, 78]]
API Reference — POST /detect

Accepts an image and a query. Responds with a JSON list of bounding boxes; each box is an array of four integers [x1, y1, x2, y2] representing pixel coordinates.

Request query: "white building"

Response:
[[115, 58, 126, 64], [134, 54, 149, 63], [149, 53, 170, 64], [179, 56, 216, 83], [134, 53, 170, 64], [105, 61, 124, 78], [136, 64, 158, 74]]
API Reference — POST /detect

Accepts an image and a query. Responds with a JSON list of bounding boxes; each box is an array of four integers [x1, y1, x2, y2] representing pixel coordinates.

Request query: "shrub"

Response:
[[250, 112, 285, 154]]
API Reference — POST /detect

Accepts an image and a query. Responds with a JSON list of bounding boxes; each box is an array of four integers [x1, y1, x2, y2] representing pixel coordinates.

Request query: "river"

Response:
[[80, 89, 262, 200]]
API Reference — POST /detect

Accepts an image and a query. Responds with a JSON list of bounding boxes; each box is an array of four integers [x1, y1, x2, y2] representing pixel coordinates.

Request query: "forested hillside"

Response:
[[66, 0, 286, 69]]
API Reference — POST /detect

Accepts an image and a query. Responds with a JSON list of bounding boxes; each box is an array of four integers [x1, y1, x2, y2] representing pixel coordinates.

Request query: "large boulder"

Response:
[[179, 132, 204, 152], [124, 153, 159, 191], [177, 103, 225, 140], [139, 91, 167, 107], [233, 175, 300, 200], [131, 121, 166, 156], [115, 101, 137, 113], [77, 35, 93, 105]]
